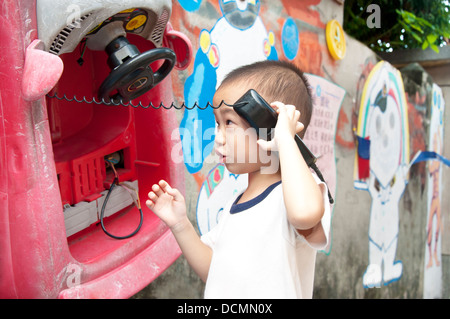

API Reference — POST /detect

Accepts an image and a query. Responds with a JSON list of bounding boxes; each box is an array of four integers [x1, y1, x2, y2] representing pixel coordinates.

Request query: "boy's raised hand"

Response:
[[257, 101, 304, 151], [146, 180, 187, 230]]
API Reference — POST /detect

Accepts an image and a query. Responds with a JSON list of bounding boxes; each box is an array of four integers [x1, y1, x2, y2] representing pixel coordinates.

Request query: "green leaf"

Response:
[[416, 17, 433, 28], [430, 44, 440, 53], [422, 40, 429, 50], [427, 34, 438, 44], [402, 10, 418, 23], [411, 31, 423, 43], [398, 21, 412, 34], [410, 23, 424, 33]]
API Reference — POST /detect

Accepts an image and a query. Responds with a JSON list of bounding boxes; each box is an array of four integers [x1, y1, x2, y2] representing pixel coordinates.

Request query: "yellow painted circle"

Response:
[[126, 14, 147, 31], [326, 19, 346, 60], [268, 31, 275, 46], [199, 30, 211, 53]]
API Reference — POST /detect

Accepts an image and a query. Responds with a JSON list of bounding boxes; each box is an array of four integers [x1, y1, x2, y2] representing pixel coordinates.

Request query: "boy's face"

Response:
[[213, 84, 273, 175]]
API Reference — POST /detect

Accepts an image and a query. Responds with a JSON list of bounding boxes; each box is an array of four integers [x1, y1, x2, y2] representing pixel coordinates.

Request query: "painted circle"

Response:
[[177, 0, 202, 12], [281, 17, 299, 60], [326, 19, 346, 60]]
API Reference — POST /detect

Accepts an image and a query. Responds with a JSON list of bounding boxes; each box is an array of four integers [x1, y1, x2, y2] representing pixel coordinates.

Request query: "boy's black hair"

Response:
[[219, 60, 313, 138]]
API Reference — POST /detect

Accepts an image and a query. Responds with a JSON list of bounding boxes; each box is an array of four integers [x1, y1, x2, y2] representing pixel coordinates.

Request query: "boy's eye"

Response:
[[226, 119, 234, 125]]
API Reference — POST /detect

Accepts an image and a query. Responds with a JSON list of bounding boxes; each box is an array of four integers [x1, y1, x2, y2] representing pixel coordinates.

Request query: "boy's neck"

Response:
[[243, 168, 281, 200]]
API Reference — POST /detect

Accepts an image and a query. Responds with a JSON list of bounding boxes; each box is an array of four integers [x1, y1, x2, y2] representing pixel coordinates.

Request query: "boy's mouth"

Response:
[[215, 149, 227, 163]]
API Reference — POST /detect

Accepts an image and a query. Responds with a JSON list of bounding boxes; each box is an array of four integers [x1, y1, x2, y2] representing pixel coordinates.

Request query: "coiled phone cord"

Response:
[[46, 92, 244, 110]]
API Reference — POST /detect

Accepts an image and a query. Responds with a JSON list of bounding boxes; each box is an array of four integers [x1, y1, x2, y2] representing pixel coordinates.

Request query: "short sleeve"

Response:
[[295, 172, 332, 250], [200, 195, 236, 249], [201, 220, 220, 248]]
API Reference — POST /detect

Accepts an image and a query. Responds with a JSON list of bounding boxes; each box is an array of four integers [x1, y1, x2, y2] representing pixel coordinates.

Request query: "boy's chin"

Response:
[[222, 161, 266, 175], [223, 163, 243, 175]]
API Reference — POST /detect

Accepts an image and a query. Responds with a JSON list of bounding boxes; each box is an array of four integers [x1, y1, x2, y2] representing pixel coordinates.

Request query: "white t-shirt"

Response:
[[201, 174, 331, 299]]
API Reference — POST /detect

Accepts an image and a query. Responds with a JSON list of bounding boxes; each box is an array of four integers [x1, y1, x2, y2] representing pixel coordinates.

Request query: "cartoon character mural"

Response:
[[354, 61, 410, 287], [423, 83, 445, 298]]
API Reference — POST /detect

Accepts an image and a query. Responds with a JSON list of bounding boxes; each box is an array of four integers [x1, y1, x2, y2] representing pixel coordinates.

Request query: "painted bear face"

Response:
[[219, 0, 260, 30], [368, 86, 402, 188]]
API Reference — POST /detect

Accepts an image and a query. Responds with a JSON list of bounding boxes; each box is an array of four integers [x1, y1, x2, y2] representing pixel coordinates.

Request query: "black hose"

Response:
[[100, 177, 144, 239]]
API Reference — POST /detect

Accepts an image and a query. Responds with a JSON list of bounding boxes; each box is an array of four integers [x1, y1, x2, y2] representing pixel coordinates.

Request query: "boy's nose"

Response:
[[214, 127, 226, 145]]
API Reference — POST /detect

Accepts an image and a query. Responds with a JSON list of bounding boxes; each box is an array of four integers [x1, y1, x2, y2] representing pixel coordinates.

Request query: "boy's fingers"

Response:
[[295, 121, 305, 134], [285, 104, 295, 112], [159, 180, 171, 194], [257, 139, 269, 151], [272, 103, 298, 120], [257, 139, 276, 151], [270, 101, 285, 113], [294, 110, 301, 122], [170, 188, 184, 202], [152, 183, 163, 196], [158, 180, 168, 188], [270, 101, 281, 109], [145, 199, 154, 209], [285, 105, 296, 119], [148, 191, 157, 201], [159, 180, 183, 201]]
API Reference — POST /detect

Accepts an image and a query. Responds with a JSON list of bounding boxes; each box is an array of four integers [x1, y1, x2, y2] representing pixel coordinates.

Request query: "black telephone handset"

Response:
[[233, 89, 334, 204]]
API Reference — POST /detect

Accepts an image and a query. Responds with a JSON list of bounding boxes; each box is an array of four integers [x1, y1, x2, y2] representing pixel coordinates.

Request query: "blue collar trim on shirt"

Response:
[[230, 180, 282, 214]]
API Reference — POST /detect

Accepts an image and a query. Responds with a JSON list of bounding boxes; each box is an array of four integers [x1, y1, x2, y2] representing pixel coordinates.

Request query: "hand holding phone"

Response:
[[233, 89, 317, 166], [262, 101, 305, 151], [233, 89, 334, 204]]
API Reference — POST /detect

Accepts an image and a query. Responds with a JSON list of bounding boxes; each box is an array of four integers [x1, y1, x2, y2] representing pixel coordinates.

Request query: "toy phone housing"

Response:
[[233, 89, 333, 204]]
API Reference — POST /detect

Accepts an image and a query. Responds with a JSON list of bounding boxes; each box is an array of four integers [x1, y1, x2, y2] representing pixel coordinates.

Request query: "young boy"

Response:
[[146, 60, 331, 299]]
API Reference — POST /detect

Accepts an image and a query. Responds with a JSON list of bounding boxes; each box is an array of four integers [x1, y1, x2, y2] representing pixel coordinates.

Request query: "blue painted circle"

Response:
[[177, 0, 202, 12], [281, 17, 299, 60]]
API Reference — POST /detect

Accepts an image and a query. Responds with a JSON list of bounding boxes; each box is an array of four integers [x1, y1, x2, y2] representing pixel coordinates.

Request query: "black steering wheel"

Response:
[[98, 37, 176, 103]]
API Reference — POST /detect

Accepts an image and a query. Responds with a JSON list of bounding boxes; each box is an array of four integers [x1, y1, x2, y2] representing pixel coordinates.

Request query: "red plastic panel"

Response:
[[0, 1, 189, 298]]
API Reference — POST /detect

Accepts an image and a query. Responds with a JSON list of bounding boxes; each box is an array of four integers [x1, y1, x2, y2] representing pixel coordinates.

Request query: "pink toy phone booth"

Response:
[[0, 0, 192, 298]]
